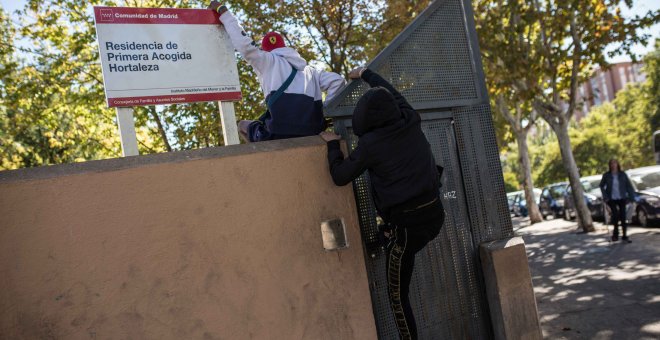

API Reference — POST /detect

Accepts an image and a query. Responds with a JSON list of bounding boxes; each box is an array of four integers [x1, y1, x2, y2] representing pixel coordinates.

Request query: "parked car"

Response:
[[511, 189, 542, 217], [507, 191, 522, 214], [627, 165, 660, 227], [539, 182, 568, 219], [563, 175, 605, 221]]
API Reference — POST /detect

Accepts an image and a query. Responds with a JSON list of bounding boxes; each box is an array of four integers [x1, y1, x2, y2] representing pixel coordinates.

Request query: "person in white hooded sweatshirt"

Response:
[[208, 2, 346, 142]]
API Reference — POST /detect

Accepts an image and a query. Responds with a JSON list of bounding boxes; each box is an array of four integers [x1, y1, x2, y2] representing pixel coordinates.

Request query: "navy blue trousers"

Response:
[[247, 121, 304, 142]]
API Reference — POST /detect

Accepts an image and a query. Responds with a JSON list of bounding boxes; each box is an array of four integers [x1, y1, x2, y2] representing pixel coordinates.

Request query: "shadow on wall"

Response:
[[520, 222, 660, 339]]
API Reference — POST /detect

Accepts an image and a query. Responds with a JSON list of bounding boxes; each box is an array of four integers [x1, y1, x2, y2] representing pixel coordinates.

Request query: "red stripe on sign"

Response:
[[94, 7, 220, 25], [108, 92, 242, 108]]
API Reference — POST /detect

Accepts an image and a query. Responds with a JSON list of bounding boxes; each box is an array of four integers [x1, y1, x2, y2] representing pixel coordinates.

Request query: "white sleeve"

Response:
[[219, 11, 273, 75], [319, 70, 346, 102]]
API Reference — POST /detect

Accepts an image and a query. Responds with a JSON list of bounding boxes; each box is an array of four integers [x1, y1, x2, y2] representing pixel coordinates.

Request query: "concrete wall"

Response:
[[0, 137, 377, 339], [480, 237, 542, 340]]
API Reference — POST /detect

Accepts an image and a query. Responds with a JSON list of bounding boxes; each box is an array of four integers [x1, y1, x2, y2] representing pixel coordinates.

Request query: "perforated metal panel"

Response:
[[412, 118, 490, 339], [453, 105, 513, 243], [335, 116, 492, 340], [324, 0, 509, 339], [325, 0, 481, 117]]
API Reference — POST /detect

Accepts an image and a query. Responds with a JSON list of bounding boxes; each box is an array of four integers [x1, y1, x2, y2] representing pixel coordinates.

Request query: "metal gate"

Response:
[[324, 0, 513, 338]]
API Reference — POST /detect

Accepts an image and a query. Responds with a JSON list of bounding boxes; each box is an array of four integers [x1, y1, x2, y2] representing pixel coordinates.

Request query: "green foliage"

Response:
[[569, 121, 620, 176], [478, 0, 657, 231], [644, 39, 660, 131], [0, 0, 430, 169], [1, 3, 122, 169], [531, 45, 659, 187], [533, 111, 625, 186], [502, 170, 521, 193], [532, 132, 563, 186]]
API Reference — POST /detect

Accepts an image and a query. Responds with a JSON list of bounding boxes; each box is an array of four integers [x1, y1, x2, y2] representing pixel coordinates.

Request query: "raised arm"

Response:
[[209, 3, 274, 76], [348, 67, 418, 121], [319, 70, 346, 102], [358, 68, 414, 113]]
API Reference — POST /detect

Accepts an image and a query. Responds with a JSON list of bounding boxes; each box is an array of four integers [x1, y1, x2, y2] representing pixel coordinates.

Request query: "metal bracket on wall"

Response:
[[320, 218, 349, 251]]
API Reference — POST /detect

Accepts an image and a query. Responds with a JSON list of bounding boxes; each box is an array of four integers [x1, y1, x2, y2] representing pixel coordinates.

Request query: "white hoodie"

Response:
[[220, 11, 346, 135]]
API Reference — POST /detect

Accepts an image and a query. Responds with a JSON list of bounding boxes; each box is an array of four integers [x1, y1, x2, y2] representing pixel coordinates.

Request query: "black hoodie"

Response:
[[326, 69, 439, 217]]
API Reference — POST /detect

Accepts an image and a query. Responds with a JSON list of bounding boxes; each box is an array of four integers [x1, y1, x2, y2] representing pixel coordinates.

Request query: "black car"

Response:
[[539, 182, 567, 219], [563, 175, 605, 221], [627, 166, 660, 227]]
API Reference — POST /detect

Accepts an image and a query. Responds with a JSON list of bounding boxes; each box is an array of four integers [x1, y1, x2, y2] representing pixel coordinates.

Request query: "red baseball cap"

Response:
[[262, 32, 286, 52]]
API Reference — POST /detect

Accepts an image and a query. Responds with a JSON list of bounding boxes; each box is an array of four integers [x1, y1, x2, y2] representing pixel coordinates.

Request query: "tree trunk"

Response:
[[149, 108, 172, 152], [516, 131, 543, 223], [554, 122, 595, 232]]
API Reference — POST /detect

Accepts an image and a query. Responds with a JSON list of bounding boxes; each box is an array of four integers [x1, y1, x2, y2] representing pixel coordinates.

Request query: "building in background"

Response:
[[575, 62, 646, 120]]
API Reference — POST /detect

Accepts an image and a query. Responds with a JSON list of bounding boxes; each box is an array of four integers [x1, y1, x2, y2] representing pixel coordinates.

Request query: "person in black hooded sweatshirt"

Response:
[[320, 67, 445, 340]]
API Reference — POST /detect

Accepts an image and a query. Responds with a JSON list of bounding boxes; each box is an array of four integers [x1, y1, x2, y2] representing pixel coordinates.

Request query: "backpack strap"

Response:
[[266, 65, 297, 109]]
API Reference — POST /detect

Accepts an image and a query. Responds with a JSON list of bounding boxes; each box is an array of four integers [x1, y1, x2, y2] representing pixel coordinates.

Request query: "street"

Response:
[[513, 216, 660, 339]]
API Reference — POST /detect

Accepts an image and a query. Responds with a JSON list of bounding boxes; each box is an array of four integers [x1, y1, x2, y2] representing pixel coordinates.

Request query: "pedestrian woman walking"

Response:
[[599, 159, 636, 243]]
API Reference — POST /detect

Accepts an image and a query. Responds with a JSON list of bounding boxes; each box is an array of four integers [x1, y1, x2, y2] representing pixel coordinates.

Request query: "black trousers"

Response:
[[385, 198, 445, 340], [608, 199, 628, 238]]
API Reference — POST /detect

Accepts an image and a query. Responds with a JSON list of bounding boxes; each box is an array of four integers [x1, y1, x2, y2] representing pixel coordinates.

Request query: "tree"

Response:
[[1, 2, 123, 169], [531, 42, 660, 186], [495, 95, 544, 222], [1, 0, 432, 169], [0, 6, 21, 169], [1, 0, 275, 167], [578, 43, 659, 170], [475, 0, 544, 222], [643, 39, 660, 131], [476, 0, 659, 232], [532, 0, 658, 232], [224, 0, 420, 76]]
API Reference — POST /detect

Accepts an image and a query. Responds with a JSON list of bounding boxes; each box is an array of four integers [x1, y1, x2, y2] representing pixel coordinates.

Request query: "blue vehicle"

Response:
[[539, 182, 568, 219], [511, 189, 541, 217], [507, 191, 522, 214]]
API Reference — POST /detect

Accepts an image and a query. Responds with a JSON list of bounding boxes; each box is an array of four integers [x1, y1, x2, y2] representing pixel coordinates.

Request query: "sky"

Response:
[[1, 0, 659, 63]]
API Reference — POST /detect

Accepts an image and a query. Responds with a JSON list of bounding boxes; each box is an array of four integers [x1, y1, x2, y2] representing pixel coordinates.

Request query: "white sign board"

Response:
[[93, 7, 241, 107]]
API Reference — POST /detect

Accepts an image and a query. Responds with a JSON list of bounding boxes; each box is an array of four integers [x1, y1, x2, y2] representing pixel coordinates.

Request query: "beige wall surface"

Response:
[[0, 137, 376, 339]]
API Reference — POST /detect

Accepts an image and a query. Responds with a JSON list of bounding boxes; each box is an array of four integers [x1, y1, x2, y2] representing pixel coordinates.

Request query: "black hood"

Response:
[[352, 87, 402, 136]]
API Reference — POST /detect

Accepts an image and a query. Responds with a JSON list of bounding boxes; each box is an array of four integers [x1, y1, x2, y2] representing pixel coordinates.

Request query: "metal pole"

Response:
[[219, 101, 240, 145], [115, 107, 139, 156]]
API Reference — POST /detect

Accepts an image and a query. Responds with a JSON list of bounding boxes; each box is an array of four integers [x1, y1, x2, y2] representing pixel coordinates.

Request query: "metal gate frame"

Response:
[[324, 0, 513, 338]]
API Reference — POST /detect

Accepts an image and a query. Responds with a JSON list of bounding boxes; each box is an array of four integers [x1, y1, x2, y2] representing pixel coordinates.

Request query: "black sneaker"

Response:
[[611, 235, 619, 242], [621, 237, 631, 243]]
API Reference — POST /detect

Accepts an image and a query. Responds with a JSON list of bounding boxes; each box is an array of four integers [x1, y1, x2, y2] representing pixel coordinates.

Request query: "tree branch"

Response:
[[496, 95, 519, 131], [148, 108, 172, 152], [300, 5, 331, 67], [566, 10, 582, 121]]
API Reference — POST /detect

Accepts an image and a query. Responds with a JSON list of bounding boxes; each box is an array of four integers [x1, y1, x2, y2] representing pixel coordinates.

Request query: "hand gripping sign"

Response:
[[93, 7, 242, 152]]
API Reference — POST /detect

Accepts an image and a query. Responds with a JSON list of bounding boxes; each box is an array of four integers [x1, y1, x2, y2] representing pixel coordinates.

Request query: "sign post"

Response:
[[219, 102, 240, 145], [116, 107, 139, 156], [93, 6, 242, 154]]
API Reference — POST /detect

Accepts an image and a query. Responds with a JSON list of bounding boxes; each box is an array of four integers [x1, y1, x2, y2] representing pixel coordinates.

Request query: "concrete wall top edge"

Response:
[[0, 136, 326, 184], [481, 236, 525, 251]]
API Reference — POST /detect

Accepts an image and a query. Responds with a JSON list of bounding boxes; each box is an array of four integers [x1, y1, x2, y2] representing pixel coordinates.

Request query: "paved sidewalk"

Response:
[[514, 217, 660, 339]]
